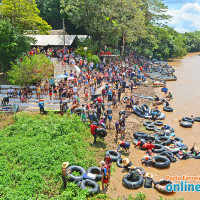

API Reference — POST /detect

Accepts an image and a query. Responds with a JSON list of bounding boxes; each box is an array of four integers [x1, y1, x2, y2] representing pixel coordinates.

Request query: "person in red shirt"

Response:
[[146, 140, 155, 151], [94, 96, 104, 103], [90, 123, 100, 144]]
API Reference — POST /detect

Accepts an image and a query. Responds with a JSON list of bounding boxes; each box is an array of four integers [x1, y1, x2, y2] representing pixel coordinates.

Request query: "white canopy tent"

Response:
[[28, 35, 77, 46]]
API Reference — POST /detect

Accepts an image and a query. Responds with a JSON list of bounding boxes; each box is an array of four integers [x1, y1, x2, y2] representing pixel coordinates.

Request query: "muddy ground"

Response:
[[94, 79, 155, 199]]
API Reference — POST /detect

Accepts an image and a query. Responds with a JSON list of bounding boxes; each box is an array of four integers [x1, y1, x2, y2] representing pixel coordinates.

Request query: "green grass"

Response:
[[0, 112, 103, 200]]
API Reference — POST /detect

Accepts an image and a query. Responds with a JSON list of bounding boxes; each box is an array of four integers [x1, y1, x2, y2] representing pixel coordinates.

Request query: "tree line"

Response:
[[1, 0, 200, 72]]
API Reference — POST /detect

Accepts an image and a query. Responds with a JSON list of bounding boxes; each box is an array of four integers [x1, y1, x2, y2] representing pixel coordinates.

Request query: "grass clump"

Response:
[[0, 112, 102, 199]]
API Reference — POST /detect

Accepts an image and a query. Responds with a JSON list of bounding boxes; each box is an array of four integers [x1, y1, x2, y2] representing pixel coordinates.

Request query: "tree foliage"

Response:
[[0, 0, 52, 33], [8, 54, 54, 86], [0, 18, 31, 72]]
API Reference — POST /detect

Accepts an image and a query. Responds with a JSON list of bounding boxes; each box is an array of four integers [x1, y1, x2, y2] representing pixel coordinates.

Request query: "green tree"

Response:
[[105, 0, 146, 56], [0, 18, 31, 72], [0, 0, 52, 33], [8, 54, 54, 86]]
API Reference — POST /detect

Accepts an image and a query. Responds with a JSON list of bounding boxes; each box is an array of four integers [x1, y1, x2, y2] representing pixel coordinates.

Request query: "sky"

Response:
[[164, 0, 200, 33]]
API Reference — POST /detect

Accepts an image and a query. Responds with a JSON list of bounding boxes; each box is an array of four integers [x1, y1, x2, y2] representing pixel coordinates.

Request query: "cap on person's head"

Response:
[[62, 162, 69, 168], [145, 155, 150, 160], [146, 172, 153, 178], [100, 161, 105, 166], [117, 140, 122, 145], [122, 158, 130, 165]]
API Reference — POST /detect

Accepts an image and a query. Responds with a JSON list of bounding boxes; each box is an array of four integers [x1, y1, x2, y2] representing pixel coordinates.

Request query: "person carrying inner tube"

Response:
[[101, 161, 109, 191], [61, 162, 71, 189], [122, 158, 133, 170], [99, 116, 106, 129], [117, 140, 130, 153], [90, 122, 100, 145], [134, 138, 146, 149]]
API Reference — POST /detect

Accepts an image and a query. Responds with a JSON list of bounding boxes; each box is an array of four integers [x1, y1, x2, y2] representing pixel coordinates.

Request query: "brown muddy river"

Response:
[[109, 53, 200, 200]]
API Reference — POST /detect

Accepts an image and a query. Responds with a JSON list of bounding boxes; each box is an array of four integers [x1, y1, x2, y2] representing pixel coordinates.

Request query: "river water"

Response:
[[149, 53, 200, 199], [150, 52, 200, 199], [108, 53, 200, 199]]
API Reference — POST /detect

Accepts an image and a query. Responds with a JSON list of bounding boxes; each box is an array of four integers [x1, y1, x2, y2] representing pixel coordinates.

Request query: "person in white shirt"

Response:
[[7, 87, 14, 97]]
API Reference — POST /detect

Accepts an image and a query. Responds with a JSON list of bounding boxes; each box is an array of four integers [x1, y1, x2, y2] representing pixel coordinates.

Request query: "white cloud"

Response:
[[166, 3, 200, 33]]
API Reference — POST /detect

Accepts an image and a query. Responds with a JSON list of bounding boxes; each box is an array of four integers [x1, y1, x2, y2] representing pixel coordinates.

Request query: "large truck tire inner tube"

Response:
[[163, 106, 173, 112], [146, 124, 157, 131], [154, 180, 173, 193], [122, 174, 143, 189], [155, 136, 171, 146], [152, 144, 165, 153], [96, 128, 107, 137], [180, 121, 192, 128], [117, 158, 125, 168], [68, 165, 86, 182], [182, 117, 194, 123], [79, 179, 100, 194], [87, 167, 102, 182], [143, 121, 154, 127], [106, 150, 121, 162], [133, 132, 148, 139], [152, 156, 170, 169], [142, 104, 149, 114], [194, 117, 200, 122], [160, 151, 177, 162], [155, 120, 163, 126]]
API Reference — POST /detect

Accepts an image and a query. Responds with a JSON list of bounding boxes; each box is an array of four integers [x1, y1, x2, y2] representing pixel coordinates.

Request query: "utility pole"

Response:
[[63, 18, 65, 51]]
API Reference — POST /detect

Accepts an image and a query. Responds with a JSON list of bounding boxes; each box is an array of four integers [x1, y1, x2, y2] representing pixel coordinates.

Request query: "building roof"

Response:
[[25, 30, 68, 35], [28, 35, 77, 46]]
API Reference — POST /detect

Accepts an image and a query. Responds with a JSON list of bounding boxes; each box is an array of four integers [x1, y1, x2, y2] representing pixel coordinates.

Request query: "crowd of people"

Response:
[[4, 47, 174, 193]]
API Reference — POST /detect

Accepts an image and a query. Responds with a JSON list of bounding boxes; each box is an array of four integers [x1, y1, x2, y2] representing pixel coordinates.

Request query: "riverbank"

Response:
[[105, 80, 156, 199]]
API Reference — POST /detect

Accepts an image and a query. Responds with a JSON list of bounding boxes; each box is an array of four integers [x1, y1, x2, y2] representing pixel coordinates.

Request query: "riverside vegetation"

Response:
[[0, 112, 107, 199]]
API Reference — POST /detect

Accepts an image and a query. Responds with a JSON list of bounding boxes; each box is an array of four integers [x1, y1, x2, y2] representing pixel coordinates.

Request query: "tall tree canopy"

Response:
[[0, 0, 52, 33], [0, 19, 31, 72]]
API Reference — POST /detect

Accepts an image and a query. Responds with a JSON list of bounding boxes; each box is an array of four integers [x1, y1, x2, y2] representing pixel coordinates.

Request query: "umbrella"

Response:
[[68, 77, 75, 80], [55, 74, 68, 79]]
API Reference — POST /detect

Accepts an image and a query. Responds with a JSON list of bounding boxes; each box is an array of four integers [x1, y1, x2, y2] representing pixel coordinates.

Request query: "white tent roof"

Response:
[[77, 35, 88, 41], [28, 35, 77, 46]]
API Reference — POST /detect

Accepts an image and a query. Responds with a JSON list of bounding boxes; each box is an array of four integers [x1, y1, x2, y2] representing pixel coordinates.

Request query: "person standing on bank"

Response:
[[101, 161, 109, 191], [61, 162, 71, 189], [106, 105, 113, 129]]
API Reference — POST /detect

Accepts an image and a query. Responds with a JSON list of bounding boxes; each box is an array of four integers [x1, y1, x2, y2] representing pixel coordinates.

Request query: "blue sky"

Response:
[[163, 0, 200, 33]]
